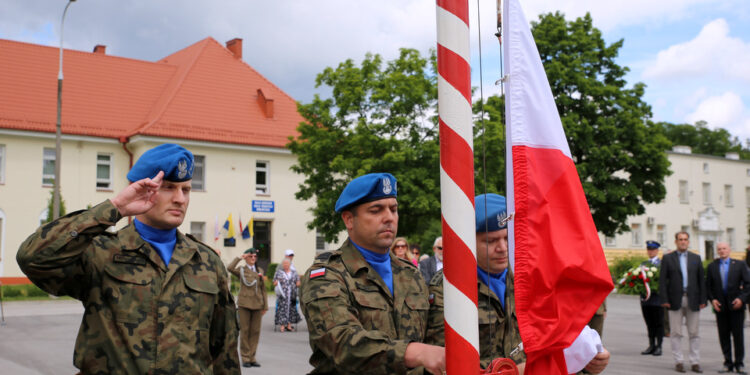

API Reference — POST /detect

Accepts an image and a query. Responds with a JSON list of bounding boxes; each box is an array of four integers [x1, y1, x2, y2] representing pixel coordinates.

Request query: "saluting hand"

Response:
[[111, 171, 164, 217]]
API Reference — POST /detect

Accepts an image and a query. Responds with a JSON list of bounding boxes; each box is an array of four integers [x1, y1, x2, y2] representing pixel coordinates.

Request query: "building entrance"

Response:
[[253, 220, 272, 271]]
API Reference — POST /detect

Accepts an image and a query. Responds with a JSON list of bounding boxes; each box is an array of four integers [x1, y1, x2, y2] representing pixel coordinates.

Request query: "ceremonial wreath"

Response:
[[617, 265, 659, 298]]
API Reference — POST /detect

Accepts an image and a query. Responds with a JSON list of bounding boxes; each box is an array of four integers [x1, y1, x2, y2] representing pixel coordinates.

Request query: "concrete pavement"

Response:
[[0, 293, 746, 374]]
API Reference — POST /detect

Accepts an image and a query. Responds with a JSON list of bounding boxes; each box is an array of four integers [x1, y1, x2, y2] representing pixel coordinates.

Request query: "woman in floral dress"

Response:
[[273, 258, 301, 331]]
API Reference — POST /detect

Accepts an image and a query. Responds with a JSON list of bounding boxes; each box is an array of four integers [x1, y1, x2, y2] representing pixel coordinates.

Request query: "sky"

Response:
[[2, 0, 750, 141]]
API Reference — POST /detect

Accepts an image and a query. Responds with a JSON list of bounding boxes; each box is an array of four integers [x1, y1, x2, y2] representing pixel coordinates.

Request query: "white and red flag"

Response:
[[503, 0, 614, 373]]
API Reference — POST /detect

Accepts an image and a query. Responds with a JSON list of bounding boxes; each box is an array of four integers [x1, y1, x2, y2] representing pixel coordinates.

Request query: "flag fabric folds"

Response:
[[241, 214, 251, 239], [222, 214, 235, 239], [503, 0, 614, 373]]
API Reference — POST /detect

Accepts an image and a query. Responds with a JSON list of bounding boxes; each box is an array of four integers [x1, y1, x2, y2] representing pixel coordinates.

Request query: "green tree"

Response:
[[655, 120, 750, 159], [288, 49, 441, 243], [44, 184, 66, 224], [527, 12, 672, 236]]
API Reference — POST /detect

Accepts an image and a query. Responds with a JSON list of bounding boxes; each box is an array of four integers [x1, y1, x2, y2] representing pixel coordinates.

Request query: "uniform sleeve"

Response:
[[226, 257, 241, 277], [16, 200, 121, 299], [209, 258, 241, 374], [424, 276, 445, 346], [300, 267, 412, 374]]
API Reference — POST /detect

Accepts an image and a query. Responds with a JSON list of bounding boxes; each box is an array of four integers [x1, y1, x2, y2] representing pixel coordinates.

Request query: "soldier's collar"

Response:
[[341, 239, 372, 275]]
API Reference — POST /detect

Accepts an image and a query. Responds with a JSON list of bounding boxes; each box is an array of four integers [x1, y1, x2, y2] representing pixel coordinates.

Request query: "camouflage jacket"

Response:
[[16, 200, 240, 375], [425, 269, 525, 368], [227, 257, 268, 311], [299, 239, 430, 375]]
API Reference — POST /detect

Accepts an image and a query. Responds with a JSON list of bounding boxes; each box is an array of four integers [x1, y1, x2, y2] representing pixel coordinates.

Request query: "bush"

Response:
[[266, 263, 279, 292], [610, 255, 648, 288], [1, 284, 50, 299]]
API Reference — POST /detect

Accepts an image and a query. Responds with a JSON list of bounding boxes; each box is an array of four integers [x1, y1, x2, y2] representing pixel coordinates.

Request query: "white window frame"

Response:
[[96, 153, 113, 190], [702, 182, 711, 205], [726, 227, 735, 250], [190, 221, 205, 242], [604, 236, 616, 247], [631, 223, 642, 247], [724, 184, 733, 207], [191, 155, 206, 191], [746, 187, 750, 208], [703, 162, 709, 174], [679, 180, 689, 204], [656, 224, 667, 246], [42, 147, 56, 186], [0, 144, 5, 184], [255, 161, 269, 195]]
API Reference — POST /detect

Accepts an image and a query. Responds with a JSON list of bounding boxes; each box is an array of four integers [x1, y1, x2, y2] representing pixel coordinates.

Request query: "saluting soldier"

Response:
[[17, 144, 240, 374], [425, 194, 610, 374], [228, 247, 268, 368], [299, 173, 445, 375]]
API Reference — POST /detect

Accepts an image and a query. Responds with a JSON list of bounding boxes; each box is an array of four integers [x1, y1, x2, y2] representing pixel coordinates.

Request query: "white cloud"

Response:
[[684, 92, 750, 140], [643, 19, 750, 83]]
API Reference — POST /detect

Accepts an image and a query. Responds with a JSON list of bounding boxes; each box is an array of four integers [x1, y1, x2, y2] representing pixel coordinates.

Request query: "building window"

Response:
[[702, 182, 711, 205], [746, 187, 750, 208], [96, 153, 112, 189], [191, 155, 205, 191], [0, 144, 5, 184], [747, 168, 750, 177], [604, 236, 616, 247], [316, 230, 326, 252], [42, 147, 56, 186], [256, 161, 269, 195], [631, 223, 642, 247], [681, 225, 690, 235], [656, 224, 666, 245], [190, 221, 205, 242], [726, 228, 735, 250], [724, 184, 733, 207], [679, 180, 689, 204], [703, 162, 709, 174]]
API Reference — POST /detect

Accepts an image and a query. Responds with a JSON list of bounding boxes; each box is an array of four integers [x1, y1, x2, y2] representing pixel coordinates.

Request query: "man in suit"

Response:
[[706, 242, 750, 374], [419, 237, 443, 284], [641, 240, 664, 356], [660, 232, 707, 373], [228, 248, 268, 368]]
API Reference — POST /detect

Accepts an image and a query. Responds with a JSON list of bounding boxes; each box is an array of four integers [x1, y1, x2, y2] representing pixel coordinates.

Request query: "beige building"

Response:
[[0, 37, 331, 281], [601, 146, 750, 259]]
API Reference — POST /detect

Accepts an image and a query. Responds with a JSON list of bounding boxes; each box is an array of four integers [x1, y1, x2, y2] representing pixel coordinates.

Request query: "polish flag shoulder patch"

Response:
[[310, 268, 326, 279]]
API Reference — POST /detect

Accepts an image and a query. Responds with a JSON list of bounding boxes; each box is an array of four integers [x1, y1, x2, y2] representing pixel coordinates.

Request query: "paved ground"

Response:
[[0, 293, 746, 374]]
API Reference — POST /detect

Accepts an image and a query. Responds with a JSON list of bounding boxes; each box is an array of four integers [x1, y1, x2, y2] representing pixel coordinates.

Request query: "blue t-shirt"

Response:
[[134, 218, 177, 266], [477, 267, 508, 309], [351, 240, 394, 295]]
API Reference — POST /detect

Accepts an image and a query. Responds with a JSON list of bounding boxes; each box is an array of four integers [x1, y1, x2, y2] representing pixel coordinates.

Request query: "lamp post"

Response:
[[54, 0, 76, 220]]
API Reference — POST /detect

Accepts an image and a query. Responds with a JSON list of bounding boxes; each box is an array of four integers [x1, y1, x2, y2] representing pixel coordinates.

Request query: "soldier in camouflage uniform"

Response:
[[300, 173, 445, 375], [425, 194, 610, 374], [17, 144, 239, 375]]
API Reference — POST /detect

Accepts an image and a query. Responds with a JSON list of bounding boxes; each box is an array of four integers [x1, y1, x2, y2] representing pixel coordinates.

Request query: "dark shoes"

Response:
[[690, 364, 702, 373], [652, 346, 662, 356], [718, 365, 733, 373], [641, 345, 655, 355], [242, 362, 261, 368], [675, 363, 686, 373], [736, 364, 747, 375]]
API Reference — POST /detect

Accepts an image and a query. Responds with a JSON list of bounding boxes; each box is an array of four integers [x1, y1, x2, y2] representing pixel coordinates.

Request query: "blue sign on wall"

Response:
[[252, 200, 275, 213]]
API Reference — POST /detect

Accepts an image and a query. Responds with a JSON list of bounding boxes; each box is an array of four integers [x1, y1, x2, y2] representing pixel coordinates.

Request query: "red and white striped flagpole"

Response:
[[436, 0, 479, 373]]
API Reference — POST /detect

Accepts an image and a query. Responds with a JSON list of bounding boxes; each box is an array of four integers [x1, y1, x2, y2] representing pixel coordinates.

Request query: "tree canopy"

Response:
[[655, 120, 750, 159], [289, 12, 678, 246]]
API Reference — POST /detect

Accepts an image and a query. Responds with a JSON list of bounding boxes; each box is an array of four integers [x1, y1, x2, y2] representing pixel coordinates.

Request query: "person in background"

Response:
[[410, 244, 421, 267], [391, 237, 417, 267], [16, 143, 239, 374], [273, 257, 301, 332], [706, 242, 750, 374], [660, 232, 707, 374], [228, 248, 268, 368], [284, 248, 297, 272], [640, 240, 664, 357], [419, 237, 443, 285]]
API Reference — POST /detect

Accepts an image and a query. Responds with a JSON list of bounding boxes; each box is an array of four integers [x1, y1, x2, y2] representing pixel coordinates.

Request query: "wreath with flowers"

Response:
[[617, 265, 659, 298]]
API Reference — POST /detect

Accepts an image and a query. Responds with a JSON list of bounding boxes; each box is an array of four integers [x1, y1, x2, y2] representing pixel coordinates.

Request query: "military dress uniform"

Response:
[[640, 258, 664, 355], [300, 239, 430, 375], [425, 269, 525, 368], [17, 200, 240, 374], [227, 254, 268, 366]]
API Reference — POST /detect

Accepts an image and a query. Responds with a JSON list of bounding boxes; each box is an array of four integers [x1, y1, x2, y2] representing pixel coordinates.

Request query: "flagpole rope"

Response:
[[437, 0, 480, 373]]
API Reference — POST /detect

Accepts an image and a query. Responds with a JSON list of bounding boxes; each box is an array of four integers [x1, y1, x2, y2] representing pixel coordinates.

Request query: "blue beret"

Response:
[[335, 173, 397, 213], [127, 144, 194, 182], [646, 240, 661, 249], [475, 194, 508, 232]]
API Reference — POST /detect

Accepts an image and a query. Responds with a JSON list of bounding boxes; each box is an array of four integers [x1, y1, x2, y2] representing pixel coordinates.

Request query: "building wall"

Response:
[[0, 132, 327, 279], [600, 151, 750, 260]]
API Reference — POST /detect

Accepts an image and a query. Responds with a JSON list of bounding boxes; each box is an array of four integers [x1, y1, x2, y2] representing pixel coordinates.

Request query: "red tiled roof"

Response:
[[0, 37, 302, 148]]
